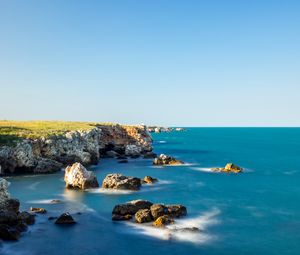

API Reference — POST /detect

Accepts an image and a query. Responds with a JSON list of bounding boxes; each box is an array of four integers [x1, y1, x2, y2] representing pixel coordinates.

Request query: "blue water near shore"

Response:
[[1, 128, 300, 255]]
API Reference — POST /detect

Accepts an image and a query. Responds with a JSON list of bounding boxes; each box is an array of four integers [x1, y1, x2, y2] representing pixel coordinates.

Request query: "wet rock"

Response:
[[143, 152, 157, 159], [150, 204, 168, 220], [153, 215, 174, 227], [64, 162, 99, 190], [48, 216, 58, 221], [6, 199, 20, 213], [112, 200, 153, 216], [0, 224, 20, 240], [135, 209, 153, 223], [141, 176, 158, 184], [153, 154, 184, 166], [0, 211, 18, 225], [212, 163, 243, 173], [17, 212, 35, 225], [16, 222, 28, 232], [34, 158, 62, 174], [50, 199, 62, 204], [102, 174, 141, 190], [112, 214, 132, 221], [166, 205, 187, 218], [55, 213, 76, 224], [30, 207, 47, 214]]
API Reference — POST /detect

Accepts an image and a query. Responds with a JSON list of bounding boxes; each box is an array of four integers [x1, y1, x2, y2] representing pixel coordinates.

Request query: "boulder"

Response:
[[150, 204, 168, 220], [34, 158, 62, 174], [166, 205, 187, 218], [17, 212, 35, 225], [55, 213, 76, 224], [112, 214, 132, 221], [30, 207, 47, 214], [112, 200, 153, 216], [212, 163, 243, 173], [64, 162, 99, 190], [143, 152, 157, 159], [153, 215, 174, 227], [153, 154, 184, 166], [142, 176, 158, 184], [135, 209, 153, 223], [0, 224, 20, 240], [102, 174, 141, 190]]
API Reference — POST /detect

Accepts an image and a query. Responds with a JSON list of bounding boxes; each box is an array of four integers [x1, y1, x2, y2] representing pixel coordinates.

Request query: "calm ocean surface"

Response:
[[1, 128, 300, 255]]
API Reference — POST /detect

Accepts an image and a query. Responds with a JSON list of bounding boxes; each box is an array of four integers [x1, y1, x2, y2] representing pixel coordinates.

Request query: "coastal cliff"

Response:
[[0, 122, 152, 175]]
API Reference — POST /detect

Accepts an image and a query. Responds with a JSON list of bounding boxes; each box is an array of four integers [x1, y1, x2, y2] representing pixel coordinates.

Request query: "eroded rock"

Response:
[[135, 209, 153, 223], [55, 213, 76, 224], [153, 154, 184, 166], [102, 174, 141, 190], [212, 163, 243, 173]]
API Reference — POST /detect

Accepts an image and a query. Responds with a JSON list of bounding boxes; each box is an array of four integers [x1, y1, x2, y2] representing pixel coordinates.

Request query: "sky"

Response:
[[0, 0, 300, 126]]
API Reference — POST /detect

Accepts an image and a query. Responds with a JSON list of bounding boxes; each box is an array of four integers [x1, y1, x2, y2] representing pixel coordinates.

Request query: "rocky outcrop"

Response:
[[148, 126, 185, 133], [0, 124, 153, 175], [30, 207, 47, 214], [141, 176, 158, 184], [153, 154, 184, 166], [112, 200, 187, 226], [102, 174, 141, 190], [64, 162, 99, 190], [0, 178, 36, 241], [212, 163, 243, 173]]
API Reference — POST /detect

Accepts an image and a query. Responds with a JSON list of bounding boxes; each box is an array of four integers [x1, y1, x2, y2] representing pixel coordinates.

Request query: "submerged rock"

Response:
[[102, 174, 141, 190], [0, 224, 20, 240], [64, 162, 99, 190], [212, 163, 243, 173], [55, 213, 76, 224], [166, 205, 187, 218], [118, 160, 128, 163], [153, 154, 184, 166], [112, 214, 132, 221], [143, 152, 157, 159], [18, 212, 35, 225]]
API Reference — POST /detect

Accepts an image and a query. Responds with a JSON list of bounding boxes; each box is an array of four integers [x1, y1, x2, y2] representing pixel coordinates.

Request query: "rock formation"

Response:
[[153, 154, 184, 166], [0, 124, 153, 175], [0, 178, 36, 241], [102, 174, 141, 190], [112, 199, 187, 227], [64, 162, 99, 190], [141, 176, 158, 184], [212, 163, 243, 173], [55, 213, 76, 224]]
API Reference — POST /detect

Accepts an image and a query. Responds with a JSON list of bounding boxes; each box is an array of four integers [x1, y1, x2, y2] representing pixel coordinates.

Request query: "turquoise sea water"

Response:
[[1, 128, 300, 255]]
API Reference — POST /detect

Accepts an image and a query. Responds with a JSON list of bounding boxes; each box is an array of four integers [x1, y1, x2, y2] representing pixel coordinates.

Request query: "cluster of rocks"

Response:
[[212, 163, 243, 173], [0, 124, 153, 175], [148, 126, 185, 133], [112, 199, 187, 228], [64, 163, 158, 191], [153, 154, 184, 166], [0, 178, 35, 240]]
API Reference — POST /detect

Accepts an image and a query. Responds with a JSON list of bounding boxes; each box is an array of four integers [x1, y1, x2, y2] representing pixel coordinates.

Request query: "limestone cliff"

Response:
[[0, 124, 152, 175]]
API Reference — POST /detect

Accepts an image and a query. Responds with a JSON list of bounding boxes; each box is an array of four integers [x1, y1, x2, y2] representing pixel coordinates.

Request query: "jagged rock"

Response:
[[112, 200, 153, 216], [212, 163, 243, 173], [102, 174, 141, 190], [0, 211, 18, 225], [18, 212, 35, 225], [6, 199, 20, 213], [55, 213, 76, 224], [0, 178, 10, 211], [34, 158, 62, 173], [153, 215, 174, 227], [142, 176, 158, 184], [150, 204, 168, 220], [153, 154, 184, 166], [135, 209, 153, 223], [166, 205, 187, 218], [64, 162, 99, 190], [30, 207, 47, 214], [112, 214, 132, 221], [0, 224, 20, 240]]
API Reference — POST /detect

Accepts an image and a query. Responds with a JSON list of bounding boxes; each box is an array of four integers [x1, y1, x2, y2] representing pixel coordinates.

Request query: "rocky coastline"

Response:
[[0, 124, 152, 176]]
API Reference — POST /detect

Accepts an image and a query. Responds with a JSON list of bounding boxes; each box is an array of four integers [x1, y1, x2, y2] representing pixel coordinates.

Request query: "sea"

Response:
[[1, 128, 300, 255]]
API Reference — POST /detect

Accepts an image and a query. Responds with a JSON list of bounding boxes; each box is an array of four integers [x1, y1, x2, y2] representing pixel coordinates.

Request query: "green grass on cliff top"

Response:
[[0, 120, 118, 146]]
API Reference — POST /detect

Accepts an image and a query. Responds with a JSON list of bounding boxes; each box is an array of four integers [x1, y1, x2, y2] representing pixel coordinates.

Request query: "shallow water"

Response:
[[1, 128, 300, 255]]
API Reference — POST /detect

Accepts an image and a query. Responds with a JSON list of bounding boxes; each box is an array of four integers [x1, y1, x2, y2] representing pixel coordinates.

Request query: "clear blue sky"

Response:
[[0, 0, 299, 126]]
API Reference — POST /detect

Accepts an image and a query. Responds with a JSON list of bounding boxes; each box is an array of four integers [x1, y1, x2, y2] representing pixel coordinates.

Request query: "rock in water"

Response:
[[150, 204, 168, 220], [212, 163, 243, 173], [30, 207, 47, 214], [102, 174, 141, 190], [135, 209, 153, 223], [153, 215, 174, 227], [142, 176, 158, 184], [112, 200, 153, 220], [166, 205, 187, 218], [55, 213, 76, 224], [153, 154, 184, 166], [64, 162, 99, 190]]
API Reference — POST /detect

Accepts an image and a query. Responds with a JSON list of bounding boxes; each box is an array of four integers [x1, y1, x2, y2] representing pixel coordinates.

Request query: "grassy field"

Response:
[[0, 120, 113, 146]]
